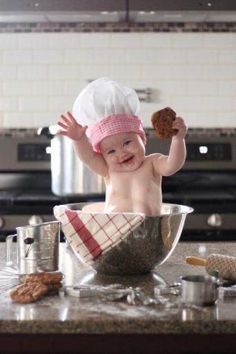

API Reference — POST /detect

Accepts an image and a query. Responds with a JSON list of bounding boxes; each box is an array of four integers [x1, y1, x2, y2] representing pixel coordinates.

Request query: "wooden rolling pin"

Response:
[[186, 254, 236, 281]]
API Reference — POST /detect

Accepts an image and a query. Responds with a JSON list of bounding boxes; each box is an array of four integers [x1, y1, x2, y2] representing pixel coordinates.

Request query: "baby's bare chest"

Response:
[[107, 165, 161, 193]]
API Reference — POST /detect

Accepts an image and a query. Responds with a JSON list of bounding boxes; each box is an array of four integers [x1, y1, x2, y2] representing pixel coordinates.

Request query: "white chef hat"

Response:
[[72, 77, 146, 152]]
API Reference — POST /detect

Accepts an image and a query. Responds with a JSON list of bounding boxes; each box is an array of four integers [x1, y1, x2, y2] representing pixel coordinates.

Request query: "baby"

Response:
[[57, 78, 187, 216]]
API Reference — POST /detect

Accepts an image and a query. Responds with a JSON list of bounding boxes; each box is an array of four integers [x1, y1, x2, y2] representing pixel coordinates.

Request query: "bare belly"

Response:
[[104, 195, 162, 216]]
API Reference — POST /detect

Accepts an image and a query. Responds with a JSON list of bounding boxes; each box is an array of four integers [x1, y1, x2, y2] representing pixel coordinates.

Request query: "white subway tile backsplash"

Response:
[[49, 33, 82, 49], [18, 33, 53, 49], [17, 65, 48, 80], [77, 64, 111, 81], [19, 96, 48, 112], [0, 97, 18, 111], [186, 81, 218, 95], [64, 48, 125, 65], [0, 112, 4, 127], [0, 66, 17, 80], [33, 112, 56, 127], [171, 65, 204, 80], [2, 50, 32, 65], [80, 33, 110, 48], [140, 33, 171, 48], [0, 34, 18, 49], [203, 65, 236, 80], [126, 49, 186, 64], [49, 65, 80, 80], [201, 96, 233, 111], [214, 112, 236, 126], [3, 113, 34, 128], [110, 64, 142, 80], [158, 81, 187, 95], [0, 32, 235, 128], [64, 49, 94, 64], [3, 82, 33, 96], [32, 81, 64, 96], [171, 96, 202, 112], [219, 50, 236, 64], [111, 33, 141, 48], [203, 33, 233, 48], [33, 50, 64, 64], [187, 49, 218, 64], [48, 96, 76, 112], [171, 33, 203, 48], [152, 49, 187, 64], [218, 81, 236, 95], [141, 65, 172, 80], [63, 81, 86, 96]]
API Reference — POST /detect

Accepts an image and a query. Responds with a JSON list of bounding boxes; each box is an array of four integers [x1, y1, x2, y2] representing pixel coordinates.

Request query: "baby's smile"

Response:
[[121, 155, 134, 164]]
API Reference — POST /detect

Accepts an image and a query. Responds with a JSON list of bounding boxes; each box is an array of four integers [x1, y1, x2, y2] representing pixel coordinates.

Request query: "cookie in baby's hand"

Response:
[[151, 107, 178, 139]]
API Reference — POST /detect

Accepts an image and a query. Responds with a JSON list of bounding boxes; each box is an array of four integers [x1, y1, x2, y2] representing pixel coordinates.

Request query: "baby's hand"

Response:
[[172, 117, 187, 139], [57, 112, 87, 141]]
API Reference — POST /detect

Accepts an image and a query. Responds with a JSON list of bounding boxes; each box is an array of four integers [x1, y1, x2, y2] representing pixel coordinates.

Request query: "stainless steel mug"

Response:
[[6, 221, 60, 274]]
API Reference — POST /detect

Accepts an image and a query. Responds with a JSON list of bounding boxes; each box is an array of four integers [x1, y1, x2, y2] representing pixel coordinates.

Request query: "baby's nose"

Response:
[[118, 150, 129, 160]]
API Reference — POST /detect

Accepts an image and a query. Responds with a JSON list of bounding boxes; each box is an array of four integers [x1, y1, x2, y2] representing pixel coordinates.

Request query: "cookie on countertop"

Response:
[[151, 107, 178, 139], [10, 282, 48, 304], [22, 271, 63, 285], [10, 271, 64, 304]]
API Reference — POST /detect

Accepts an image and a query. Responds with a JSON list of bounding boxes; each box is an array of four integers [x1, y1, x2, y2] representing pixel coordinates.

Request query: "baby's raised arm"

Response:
[[152, 117, 187, 176], [57, 112, 108, 177]]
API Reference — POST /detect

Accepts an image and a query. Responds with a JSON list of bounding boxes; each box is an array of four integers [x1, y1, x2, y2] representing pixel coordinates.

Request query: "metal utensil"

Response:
[[181, 275, 219, 306], [6, 221, 60, 274]]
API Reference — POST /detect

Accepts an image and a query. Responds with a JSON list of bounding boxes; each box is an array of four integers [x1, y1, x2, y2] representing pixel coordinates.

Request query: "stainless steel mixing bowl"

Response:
[[62, 202, 193, 275]]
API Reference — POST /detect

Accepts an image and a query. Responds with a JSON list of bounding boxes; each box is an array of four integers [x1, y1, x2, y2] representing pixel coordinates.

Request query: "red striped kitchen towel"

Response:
[[54, 205, 145, 265]]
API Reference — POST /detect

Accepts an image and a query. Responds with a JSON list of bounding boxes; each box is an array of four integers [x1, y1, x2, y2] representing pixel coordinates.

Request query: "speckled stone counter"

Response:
[[1, 241, 236, 354]]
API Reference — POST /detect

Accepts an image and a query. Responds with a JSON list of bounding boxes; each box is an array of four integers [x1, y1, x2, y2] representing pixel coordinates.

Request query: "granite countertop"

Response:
[[1, 241, 236, 353], [1, 241, 236, 334]]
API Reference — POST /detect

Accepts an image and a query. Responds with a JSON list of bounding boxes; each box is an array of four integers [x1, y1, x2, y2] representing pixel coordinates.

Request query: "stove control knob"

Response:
[[28, 215, 44, 226], [207, 213, 222, 227], [0, 216, 5, 229]]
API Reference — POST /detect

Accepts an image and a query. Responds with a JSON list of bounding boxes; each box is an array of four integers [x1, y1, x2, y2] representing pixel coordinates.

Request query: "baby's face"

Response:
[[100, 132, 146, 172]]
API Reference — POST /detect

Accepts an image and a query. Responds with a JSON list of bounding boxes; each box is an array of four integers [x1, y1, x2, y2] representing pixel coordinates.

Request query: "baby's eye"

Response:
[[107, 149, 115, 155], [124, 140, 131, 146]]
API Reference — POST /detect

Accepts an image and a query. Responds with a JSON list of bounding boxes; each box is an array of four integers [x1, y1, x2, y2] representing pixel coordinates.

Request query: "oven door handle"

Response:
[[6, 234, 17, 267]]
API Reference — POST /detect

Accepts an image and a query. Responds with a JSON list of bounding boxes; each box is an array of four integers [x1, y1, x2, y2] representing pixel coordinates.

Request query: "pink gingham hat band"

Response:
[[86, 114, 146, 153]]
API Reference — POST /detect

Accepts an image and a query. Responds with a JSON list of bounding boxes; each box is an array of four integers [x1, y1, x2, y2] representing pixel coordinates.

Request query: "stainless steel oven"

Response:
[[0, 129, 103, 241], [0, 129, 54, 240]]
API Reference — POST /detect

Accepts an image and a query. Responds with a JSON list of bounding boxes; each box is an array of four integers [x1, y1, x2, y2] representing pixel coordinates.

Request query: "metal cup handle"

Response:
[[6, 234, 17, 266]]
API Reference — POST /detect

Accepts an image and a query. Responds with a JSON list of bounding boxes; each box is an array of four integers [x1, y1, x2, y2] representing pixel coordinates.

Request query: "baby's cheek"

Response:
[[106, 156, 116, 167]]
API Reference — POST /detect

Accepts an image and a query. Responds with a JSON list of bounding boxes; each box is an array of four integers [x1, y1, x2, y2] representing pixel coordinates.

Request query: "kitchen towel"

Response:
[[54, 205, 145, 265]]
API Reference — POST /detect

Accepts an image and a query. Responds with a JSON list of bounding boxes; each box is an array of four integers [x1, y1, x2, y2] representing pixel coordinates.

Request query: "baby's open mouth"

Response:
[[122, 156, 134, 164]]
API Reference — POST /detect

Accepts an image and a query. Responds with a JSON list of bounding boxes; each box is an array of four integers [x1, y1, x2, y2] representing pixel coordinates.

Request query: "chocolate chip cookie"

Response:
[[151, 107, 178, 139]]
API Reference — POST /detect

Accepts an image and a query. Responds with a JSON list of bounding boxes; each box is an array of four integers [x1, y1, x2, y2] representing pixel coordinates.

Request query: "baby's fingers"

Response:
[[60, 114, 72, 126], [57, 129, 68, 136], [67, 112, 77, 122], [57, 120, 68, 130], [173, 117, 186, 129]]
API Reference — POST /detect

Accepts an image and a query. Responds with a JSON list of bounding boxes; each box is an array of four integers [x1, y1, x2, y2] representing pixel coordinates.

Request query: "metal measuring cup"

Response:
[[181, 274, 219, 306], [6, 221, 60, 274]]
